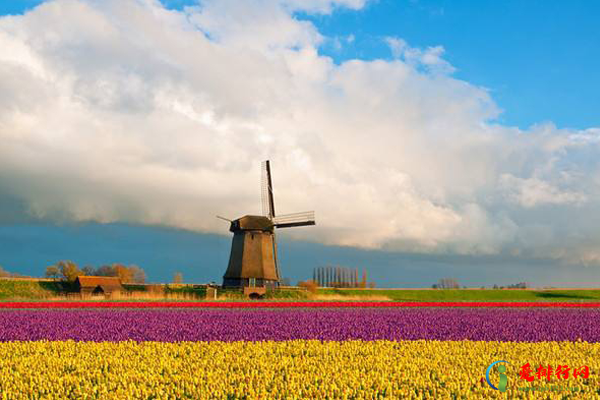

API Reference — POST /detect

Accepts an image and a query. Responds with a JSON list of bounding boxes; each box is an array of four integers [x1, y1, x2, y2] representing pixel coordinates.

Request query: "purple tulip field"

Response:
[[1, 307, 599, 342]]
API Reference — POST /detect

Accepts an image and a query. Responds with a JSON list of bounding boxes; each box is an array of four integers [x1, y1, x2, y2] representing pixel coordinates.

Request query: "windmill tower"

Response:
[[220, 160, 315, 292]]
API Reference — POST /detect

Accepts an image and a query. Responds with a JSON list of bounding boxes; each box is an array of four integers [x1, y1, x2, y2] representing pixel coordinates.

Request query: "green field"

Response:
[[317, 288, 600, 302], [3, 279, 600, 301]]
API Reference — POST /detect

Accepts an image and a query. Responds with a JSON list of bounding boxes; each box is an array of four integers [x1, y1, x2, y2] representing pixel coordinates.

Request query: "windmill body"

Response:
[[222, 215, 278, 288], [221, 161, 315, 290]]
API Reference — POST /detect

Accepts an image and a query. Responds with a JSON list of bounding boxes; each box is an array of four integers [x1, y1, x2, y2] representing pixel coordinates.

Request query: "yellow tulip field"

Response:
[[0, 340, 598, 399]]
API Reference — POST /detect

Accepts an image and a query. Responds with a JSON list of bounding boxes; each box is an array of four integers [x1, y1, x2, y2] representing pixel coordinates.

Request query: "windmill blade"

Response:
[[273, 211, 315, 228], [261, 161, 269, 217], [261, 160, 276, 219], [272, 230, 281, 281]]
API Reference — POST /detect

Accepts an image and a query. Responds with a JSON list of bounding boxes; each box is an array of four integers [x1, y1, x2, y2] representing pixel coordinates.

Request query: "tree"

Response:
[[173, 272, 183, 284], [507, 282, 528, 289], [81, 265, 95, 276], [128, 265, 146, 284], [298, 280, 318, 294], [96, 264, 117, 277], [114, 264, 134, 283], [57, 260, 82, 282], [0, 266, 10, 278], [280, 277, 291, 286], [360, 270, 367, 288], [45, 266, 60, 281], [88, 263, 146, 283], [436, 278, 460, 289]]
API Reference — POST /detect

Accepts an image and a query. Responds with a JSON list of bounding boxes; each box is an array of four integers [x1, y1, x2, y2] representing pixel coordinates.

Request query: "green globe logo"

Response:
[[486, 361, 509, 392]]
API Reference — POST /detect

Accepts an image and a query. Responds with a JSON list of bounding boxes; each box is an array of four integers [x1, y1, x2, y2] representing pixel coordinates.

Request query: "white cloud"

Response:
[[386, 36, 454, 74], [500, 174, 587, 208], [385, 37, 407, 59], [1, 0, 600, 264], [282, 0, 367, 13]]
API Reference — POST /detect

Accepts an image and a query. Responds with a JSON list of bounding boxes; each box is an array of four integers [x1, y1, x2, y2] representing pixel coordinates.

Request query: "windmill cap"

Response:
[[230, 215, 274, 232]]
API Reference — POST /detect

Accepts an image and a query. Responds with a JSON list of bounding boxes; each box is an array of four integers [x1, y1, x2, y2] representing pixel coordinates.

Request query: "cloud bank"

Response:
[[1, 0, 599, 265]]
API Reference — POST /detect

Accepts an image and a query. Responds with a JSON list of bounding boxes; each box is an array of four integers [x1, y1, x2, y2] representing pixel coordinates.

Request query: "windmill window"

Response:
[[249, 278, 256, 287]]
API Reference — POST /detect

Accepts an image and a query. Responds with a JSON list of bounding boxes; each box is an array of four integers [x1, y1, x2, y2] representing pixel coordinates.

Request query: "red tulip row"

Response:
[[2, 301, 600, 308]]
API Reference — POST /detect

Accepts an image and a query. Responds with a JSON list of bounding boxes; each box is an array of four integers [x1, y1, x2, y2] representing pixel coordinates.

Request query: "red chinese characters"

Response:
[[555, 365, 570, 380], [519, 364, 589, 381], [574, 366, 590, 379], [536, 365, 554, 381], [519, 363, 535, 382]]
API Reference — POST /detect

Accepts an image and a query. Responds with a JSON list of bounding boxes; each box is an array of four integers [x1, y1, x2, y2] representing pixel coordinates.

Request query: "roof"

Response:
[[230, 215, 274, 232], [75, 276, 123, 289]]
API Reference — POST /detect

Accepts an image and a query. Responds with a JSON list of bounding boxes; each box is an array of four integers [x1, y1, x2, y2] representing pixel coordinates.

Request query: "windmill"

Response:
[[220, 160, 315, 292]]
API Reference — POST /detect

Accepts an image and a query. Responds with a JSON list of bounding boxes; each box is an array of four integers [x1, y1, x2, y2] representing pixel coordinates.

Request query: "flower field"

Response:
[[1, 307, 599, 398], [1, 308, 600, 342], [0, 340, 597, 399]]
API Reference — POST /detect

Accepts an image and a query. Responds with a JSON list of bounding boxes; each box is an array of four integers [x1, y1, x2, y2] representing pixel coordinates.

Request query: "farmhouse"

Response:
[[75, 276, 123, 297]]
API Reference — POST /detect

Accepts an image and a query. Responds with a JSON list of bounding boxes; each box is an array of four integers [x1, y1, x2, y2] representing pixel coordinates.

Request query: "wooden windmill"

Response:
[[220, 160, 315, 291]]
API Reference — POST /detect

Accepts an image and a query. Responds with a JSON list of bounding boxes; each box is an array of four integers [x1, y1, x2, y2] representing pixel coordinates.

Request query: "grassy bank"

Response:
[[0, 280, 65, 300], [0, 280, 309, 301], [0, 280, 212, 300]]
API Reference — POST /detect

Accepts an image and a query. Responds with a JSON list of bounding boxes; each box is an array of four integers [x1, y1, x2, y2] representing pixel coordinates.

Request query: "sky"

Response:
[[0, 0, 599, 287]]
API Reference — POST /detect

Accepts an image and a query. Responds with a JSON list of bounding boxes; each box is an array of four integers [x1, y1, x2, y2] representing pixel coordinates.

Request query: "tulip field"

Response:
[[2, 308, 600, 342], [1, 304, 599, 398]]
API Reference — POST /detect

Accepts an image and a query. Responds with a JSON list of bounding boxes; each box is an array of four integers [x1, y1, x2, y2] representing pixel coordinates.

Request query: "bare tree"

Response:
[[129, 265, 146, 284], [436, 278, 460, 289], [507, 282, 529, 289], [81, 265, 95, 276], [95, 265, 117, 276], [45, 266, 60, 281], [280, 277, 291, 286], [0, 266, 10, 278], [173, 272, 183, 284]]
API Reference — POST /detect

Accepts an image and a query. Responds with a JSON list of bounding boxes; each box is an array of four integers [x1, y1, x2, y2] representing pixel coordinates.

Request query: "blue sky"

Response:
[[2, 0, 598, 129], [1, 0, 599, 287], [307, 0, 600, 129]]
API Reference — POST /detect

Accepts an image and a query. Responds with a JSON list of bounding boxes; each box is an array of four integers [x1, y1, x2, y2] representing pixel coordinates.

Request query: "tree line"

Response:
[[45, 261, 146, 284], [431, 278, 530, 289], [0, 265, 27, 278]]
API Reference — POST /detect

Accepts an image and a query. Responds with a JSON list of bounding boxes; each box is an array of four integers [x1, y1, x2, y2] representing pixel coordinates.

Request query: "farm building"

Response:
[[75, 276, 123, 297]]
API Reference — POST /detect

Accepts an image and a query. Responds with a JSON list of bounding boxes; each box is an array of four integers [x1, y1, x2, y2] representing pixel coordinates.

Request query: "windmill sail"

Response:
[[273, 211, 315, 228], [261, 160, 276, 219], [261, 160, 280, 279]]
